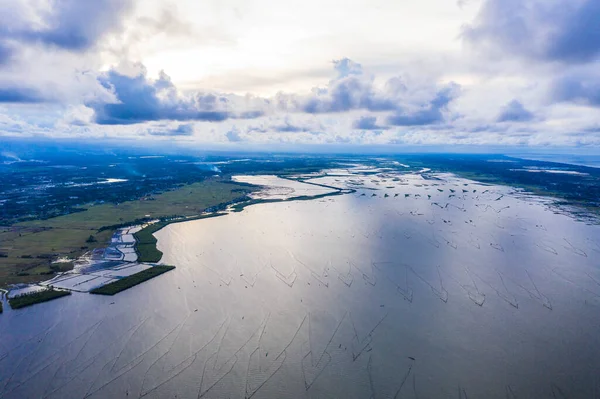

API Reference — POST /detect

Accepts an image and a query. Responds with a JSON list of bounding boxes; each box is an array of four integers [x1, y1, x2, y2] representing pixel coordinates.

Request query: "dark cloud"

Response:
[[497, 100, 535, 122], [89, 66, 241, 124], [463, 0, 600, 63], [87, 64, 270, 124], [272, 120, 310, 133], [300, 65, 397, 113], [226, 128, 242, 142], [247, 125, 268, 134], [387, 108, 444, 126], [386, 84, 459, 126], [0, 42, 13, 64], [583, 125, 600, 133], [0, 0, 134, 52], [0, 87, 45, 103], [353, 116, 383, 130], [551, 69, 600, 106], [148, 124, 194, 136], [238, 110, 265, 119]]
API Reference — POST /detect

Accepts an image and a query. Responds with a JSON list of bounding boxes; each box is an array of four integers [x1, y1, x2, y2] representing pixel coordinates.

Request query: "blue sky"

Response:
[[1, 0, 599, 149]]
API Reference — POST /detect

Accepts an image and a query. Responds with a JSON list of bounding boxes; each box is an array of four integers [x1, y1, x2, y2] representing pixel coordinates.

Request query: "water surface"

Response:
[[1, 170, 599, 398]]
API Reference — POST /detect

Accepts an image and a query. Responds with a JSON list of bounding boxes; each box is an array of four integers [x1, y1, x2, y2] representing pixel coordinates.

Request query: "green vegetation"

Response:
[[134, 223, 167, 263], [90, 265, 175, 295], [0, 179, 254, 287], [9, 289, 71, 309]]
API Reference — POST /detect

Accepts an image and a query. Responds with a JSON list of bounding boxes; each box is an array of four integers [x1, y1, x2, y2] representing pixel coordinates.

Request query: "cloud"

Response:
[[0, 42, 13, 64], [551, 68, 600, 107], [246, 125, 268, 134], [272, 122, 309, 133], [0, 87, 45, 103], [0, 0, 134, 53], [1, 1, 600, 149], [386, 84, 459, 126], [387, 109, 444, 126], [276, 58, 460, 121], [88, 64, 266, 124], [136, 9, 194, 38], [87, 58, 461, 126], [0, 1, 134, 105], [456, 0, 475, 9], [57, 105, 95, 126], [353, 116, 384, 130], [497, 100, 534, 122], [463, 0, 600, 63], [289, 59, 397, 113], [225, 128, 242, 142], [333, 58, 363, 79], [104, 6, 233, 61], [148, 123, 194, 136], [463, 0, 600, 112]]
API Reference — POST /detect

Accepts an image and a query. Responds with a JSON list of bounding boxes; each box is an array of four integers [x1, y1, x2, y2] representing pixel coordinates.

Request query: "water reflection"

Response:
[[1, 171, 599, 398]]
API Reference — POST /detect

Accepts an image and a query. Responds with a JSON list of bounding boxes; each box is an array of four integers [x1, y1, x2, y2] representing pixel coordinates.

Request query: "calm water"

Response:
[[1, 171, 599, 398]]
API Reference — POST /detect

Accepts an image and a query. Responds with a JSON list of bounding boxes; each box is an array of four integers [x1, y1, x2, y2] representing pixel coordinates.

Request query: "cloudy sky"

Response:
[[1, 0, 599, 149]]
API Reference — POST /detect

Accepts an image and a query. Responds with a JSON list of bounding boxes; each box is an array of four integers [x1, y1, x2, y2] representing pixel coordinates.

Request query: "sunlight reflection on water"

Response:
[[1, 171, 599, 398]]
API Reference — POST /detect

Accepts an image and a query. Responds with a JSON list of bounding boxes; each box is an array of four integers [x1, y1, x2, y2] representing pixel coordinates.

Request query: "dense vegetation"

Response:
[[134, 223, 167, 262], [8, 289, 71, 309], [90, 266, 175, 295]]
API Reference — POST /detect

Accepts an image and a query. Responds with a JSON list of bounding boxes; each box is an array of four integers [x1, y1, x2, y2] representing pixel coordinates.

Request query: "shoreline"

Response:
[[135, 174, 353, 261], [0, 174, 351, 307], [3, 167, 597, 309]]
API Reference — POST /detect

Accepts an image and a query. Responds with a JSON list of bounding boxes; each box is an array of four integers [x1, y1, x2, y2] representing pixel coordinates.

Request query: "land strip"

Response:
[[90, 266, 175, 295], [8, 289, 71, 309]]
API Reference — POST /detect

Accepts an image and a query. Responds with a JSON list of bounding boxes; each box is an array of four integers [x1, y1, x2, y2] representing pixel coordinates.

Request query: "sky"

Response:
[[1, 0, 600, 150]]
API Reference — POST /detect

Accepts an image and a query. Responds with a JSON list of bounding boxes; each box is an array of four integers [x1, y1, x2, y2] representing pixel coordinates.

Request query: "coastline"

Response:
[[3, 166, 598, 309], [0, 174, 351, 308]]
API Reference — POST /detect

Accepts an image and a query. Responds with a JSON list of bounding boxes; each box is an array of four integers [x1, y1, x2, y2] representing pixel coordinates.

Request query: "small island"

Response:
[[9, 288, 72, 309], [90, 265, 175, 295]]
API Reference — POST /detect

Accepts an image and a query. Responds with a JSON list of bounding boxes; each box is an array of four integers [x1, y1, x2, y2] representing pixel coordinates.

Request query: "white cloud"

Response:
[[0, 0, 599, 150]]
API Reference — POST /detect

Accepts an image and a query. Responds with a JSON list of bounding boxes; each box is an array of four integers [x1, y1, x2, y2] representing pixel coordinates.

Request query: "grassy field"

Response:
[[90, 266, 175, 295], [0, 179, 254, 287], [8, 289, 71, 309]]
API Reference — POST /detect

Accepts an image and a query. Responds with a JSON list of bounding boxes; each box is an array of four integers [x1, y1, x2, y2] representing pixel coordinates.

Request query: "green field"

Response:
[[8, 289, 72, 309], [90, 266, 175, 295], [0, 179, 254, 287]]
